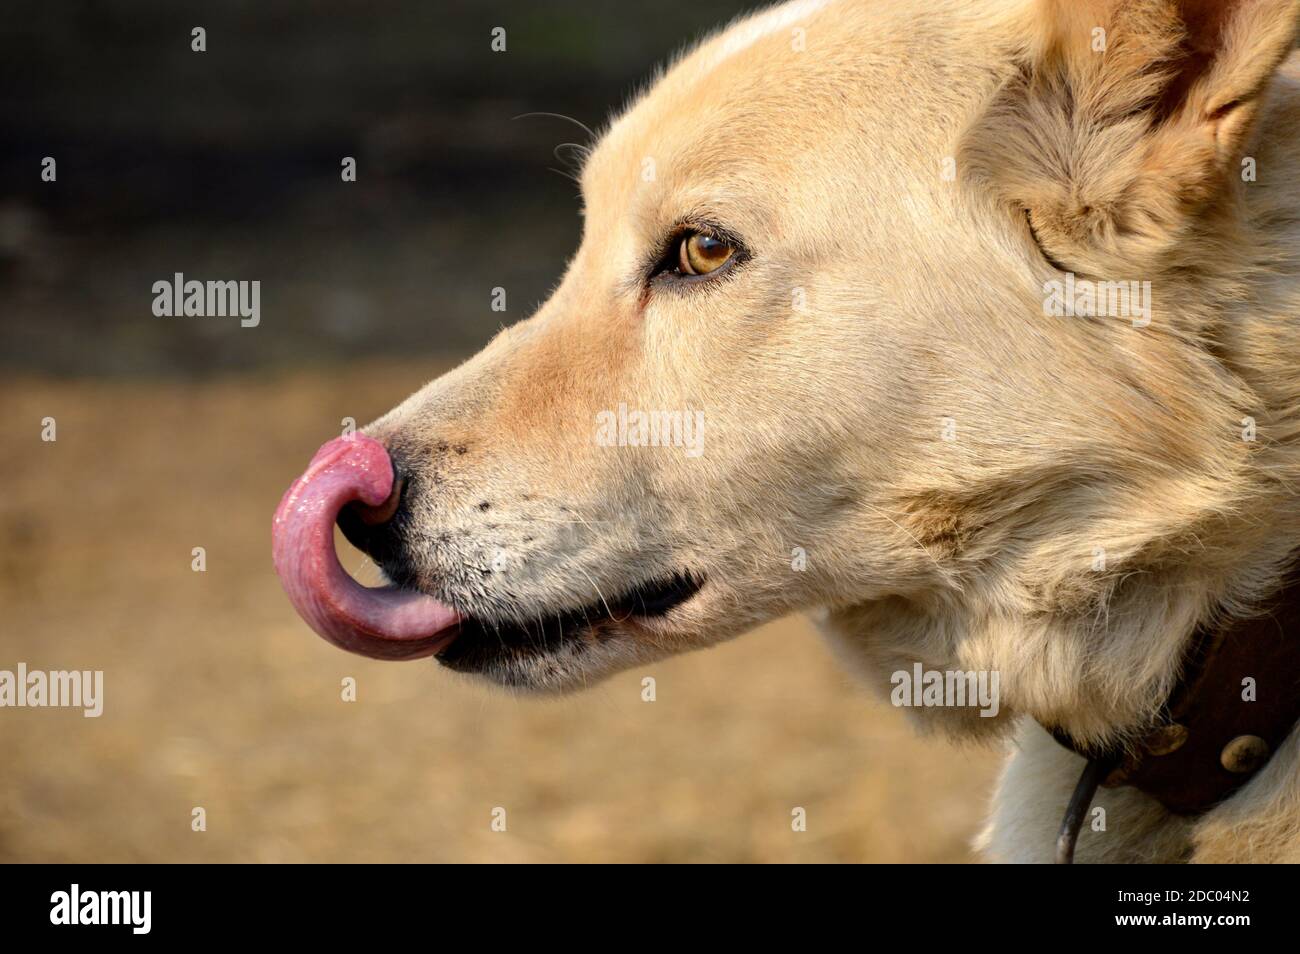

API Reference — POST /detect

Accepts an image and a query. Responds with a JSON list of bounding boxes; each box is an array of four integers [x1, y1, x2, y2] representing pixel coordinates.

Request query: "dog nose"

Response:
[[336, 453, 411, 573]]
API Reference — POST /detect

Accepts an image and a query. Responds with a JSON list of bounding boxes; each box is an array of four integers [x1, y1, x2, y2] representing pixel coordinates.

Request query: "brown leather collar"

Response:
[[1047, 564, 1300, 861]]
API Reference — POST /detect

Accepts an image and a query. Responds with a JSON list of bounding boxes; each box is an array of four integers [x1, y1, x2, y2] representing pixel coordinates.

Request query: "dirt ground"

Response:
[[0, 361, 999, 862]]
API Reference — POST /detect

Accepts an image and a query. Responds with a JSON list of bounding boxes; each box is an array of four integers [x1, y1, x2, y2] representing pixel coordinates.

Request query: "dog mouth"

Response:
[[272, 434, 703, 663], [436, 571, 703, 673]]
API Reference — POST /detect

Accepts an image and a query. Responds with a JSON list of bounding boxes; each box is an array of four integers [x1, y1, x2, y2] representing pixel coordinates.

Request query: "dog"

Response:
[[273, 0, 1300, 863]]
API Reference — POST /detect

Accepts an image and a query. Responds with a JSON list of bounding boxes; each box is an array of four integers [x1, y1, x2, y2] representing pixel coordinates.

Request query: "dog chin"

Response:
[[435, 628, 648, 694]]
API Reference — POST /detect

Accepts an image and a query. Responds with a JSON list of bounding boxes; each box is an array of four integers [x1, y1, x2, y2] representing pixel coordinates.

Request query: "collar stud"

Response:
[[1220, 734, 1269, 775]]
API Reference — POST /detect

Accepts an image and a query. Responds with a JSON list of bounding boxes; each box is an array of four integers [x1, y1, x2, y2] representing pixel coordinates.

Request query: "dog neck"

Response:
[[1046, 563, 1300, 859]]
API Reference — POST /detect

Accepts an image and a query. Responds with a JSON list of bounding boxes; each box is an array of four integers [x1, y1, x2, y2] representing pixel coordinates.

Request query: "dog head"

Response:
[[279, 0, 1300, 743]]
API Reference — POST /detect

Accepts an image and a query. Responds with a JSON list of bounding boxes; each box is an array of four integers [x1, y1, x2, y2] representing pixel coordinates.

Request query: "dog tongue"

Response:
[[272, 435, 461, 660]]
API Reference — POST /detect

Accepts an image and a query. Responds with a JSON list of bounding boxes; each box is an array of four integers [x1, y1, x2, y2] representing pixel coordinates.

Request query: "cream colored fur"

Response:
[[366, 0, 1300, 862]]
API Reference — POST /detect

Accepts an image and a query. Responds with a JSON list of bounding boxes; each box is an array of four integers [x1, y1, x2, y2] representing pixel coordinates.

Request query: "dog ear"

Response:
[[962, 0, 1300, 276]]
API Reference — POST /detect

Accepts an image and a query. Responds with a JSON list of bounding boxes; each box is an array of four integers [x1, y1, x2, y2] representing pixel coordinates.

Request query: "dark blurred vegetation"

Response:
[[0, 0, 754, 375]]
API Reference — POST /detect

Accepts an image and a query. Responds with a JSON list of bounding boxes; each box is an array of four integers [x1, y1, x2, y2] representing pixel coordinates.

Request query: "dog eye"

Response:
[[677, 232, 735, 276]]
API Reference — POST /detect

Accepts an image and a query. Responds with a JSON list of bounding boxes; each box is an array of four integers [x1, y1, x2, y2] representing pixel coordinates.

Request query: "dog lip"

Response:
[[272, 435, 462, 661], [608, 571, 703, 619], [437, 572, 703, 673]]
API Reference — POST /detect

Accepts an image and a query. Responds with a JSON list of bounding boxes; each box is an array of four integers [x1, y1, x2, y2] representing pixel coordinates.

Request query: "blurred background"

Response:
[[0, 0, 995, 862]]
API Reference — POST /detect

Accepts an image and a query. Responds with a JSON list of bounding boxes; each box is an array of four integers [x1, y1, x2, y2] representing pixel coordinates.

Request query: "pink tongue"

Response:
[[272, 434, 461, 660]]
